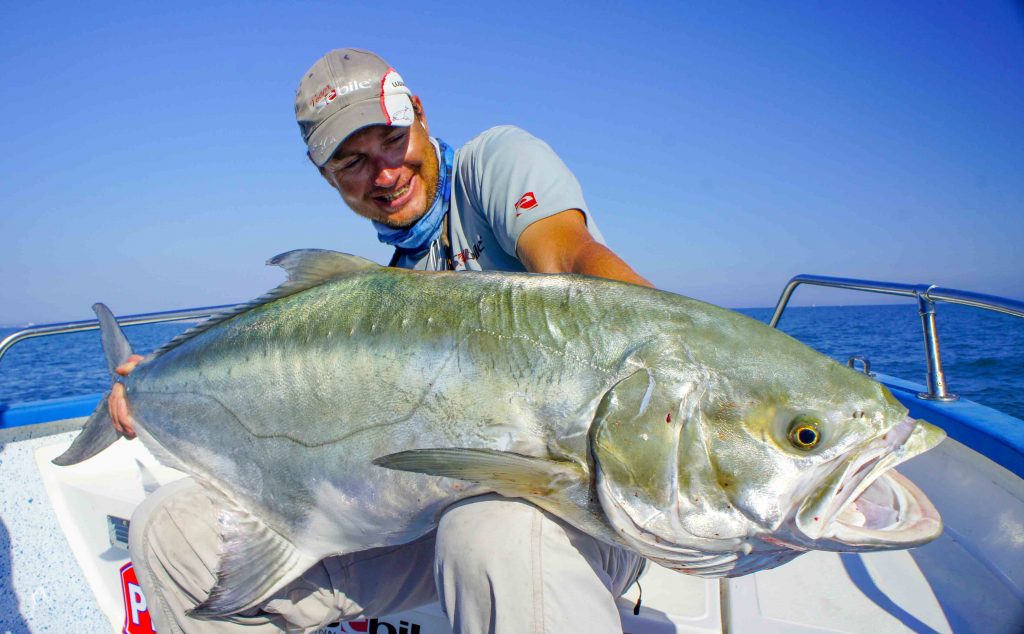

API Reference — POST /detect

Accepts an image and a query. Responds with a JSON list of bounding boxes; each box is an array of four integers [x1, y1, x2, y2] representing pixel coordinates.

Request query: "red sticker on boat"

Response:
[[121, 562, 156, 634], [514, 192, 538, 215]]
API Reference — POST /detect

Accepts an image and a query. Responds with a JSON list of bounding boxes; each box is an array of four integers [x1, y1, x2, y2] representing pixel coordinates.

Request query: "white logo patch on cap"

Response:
[[381, 69, 413, 125]]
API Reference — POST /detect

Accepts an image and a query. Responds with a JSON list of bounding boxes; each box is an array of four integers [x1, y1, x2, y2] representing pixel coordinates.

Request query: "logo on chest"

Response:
[[452, 236, 486, 269]]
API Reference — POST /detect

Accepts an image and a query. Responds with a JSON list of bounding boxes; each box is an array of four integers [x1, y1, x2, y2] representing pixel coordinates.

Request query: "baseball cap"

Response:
[[295, 48, 415, 167]]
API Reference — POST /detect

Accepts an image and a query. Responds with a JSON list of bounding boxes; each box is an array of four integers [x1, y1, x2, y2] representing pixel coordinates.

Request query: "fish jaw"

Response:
[[593, 468, 750, 576], [593, 469, 811, 578], [793, 416, 945, 550]]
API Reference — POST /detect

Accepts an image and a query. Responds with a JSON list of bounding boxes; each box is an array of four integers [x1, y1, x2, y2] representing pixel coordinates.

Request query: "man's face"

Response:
[[318, 104, 439, 229]]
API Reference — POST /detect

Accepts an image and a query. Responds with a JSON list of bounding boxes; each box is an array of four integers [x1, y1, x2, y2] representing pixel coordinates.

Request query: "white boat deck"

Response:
[[2, 417, 1023, 633], [1, 421, 109, 633]]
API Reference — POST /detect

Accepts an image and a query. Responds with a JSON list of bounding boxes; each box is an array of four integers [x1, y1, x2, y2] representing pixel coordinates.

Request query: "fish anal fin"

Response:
[[189, 492, 315, 618], [373, 448, 586, 497]]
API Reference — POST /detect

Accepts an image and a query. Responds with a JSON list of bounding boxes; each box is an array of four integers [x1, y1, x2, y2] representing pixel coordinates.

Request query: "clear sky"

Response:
[[2, 1, 1022, 325]]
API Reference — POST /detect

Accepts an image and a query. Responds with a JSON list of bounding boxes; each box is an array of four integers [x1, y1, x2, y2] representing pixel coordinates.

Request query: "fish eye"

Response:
[[787, 416, 821, 450]]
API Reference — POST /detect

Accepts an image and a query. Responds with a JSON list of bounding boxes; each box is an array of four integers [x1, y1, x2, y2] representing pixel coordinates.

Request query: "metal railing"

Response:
[[0, 304, 236, 365], [769, 274, 1024, 401], [5, 278, 1023, 404]]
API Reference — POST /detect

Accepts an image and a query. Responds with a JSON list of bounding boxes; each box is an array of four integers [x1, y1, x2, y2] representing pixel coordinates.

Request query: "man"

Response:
[[111, 48, 651, 633]]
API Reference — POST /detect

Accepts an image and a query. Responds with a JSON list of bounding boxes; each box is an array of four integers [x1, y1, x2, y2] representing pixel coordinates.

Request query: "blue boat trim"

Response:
[[878, 373, 1024, 479], [0, 393, 102, 429]]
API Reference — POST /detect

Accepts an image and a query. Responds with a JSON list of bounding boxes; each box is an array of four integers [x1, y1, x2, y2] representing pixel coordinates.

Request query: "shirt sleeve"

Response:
[[456, 126, 600, 257]]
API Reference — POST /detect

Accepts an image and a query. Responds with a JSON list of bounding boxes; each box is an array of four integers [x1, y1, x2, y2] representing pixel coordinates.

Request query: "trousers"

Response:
[[129, 479, 646, 633]]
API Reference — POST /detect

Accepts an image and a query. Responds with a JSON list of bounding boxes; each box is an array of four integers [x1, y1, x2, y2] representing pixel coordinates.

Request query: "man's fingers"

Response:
[[115, 354, 145, 376], [107, 387, 124, 433], [108, 383, 137, 439], [110, 356, 142, 439]]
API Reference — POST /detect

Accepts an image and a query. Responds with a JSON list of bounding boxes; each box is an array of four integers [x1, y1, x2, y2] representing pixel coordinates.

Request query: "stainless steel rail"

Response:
[[5, 277, 1023, 403], [0, 304, 236, 365], [769, 274, 1024, 401]]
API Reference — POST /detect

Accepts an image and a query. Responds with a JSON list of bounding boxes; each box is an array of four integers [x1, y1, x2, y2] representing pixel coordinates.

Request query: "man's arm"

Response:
[[516, 209, 653, 287]]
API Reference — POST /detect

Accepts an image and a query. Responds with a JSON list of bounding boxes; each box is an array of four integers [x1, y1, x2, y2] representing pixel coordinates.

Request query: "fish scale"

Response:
[[54, 249, 944, 618]]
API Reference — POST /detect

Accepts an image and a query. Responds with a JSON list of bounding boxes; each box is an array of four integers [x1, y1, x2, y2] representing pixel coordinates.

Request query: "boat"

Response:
[[1, 274, 1022, 633]]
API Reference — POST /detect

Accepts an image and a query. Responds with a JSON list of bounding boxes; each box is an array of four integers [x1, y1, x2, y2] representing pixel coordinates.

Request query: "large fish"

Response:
[[55, 249, 944, 617]]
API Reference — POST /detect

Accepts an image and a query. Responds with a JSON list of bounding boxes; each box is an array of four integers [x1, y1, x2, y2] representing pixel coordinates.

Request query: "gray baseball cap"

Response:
[[295, 48, 415, 167]]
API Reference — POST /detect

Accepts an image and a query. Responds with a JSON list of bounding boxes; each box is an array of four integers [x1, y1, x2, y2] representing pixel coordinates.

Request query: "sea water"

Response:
[[1, 304, 1022, 419]]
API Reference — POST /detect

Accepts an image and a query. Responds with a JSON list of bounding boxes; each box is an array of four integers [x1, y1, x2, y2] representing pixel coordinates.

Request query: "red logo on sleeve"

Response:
[[514, 192, 538, 216]]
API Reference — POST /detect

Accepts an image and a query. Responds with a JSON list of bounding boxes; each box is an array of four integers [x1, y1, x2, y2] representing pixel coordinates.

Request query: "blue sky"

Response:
[[2, 1, 1022, 324]]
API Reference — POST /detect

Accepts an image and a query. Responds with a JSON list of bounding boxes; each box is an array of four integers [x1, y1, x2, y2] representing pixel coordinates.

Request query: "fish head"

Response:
[[696, 378, 945, 551], [590, 353, 945, 577]]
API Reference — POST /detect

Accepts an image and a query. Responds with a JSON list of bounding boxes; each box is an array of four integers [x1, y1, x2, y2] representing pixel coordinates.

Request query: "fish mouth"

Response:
[[794, 416, 945, 550]]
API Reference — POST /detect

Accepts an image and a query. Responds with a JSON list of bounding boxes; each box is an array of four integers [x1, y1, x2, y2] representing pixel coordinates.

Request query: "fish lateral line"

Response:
[[127, 387, 425, 448]]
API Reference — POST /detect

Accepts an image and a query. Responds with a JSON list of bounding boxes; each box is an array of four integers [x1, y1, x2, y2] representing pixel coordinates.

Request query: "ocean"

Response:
[[1, 303, 1022, 420]]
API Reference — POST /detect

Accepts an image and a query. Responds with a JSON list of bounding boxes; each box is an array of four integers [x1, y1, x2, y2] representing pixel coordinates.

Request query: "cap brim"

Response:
[[307, 95, 414, 166]]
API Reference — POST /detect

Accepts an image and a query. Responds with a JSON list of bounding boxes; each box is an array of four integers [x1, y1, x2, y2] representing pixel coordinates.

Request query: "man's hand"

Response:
[[516, 209, 653, 287], [108, 354, 144, 439]]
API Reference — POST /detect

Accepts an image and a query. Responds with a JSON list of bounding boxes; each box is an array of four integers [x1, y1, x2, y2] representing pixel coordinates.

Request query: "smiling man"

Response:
[[117, 48, 651, 634], [301, 49, 651, 284]]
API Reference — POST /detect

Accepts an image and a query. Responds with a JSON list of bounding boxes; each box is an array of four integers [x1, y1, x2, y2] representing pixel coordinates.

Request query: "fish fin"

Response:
[[151, 250, 380, 359], [93, 303, 135, 377], [373, 448, 586, 496], [134, 458, 164, 494], [190, 493, 316, 618], [52, 397, 120, 465], [268, 249, 379, 284]]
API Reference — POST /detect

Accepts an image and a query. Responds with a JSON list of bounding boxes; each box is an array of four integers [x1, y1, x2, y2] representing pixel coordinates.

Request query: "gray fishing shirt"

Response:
[[391, 125, 606, 271]]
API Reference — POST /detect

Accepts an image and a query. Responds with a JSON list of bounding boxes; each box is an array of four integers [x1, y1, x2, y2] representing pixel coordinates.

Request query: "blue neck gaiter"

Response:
[[373, 138, 453, 251]]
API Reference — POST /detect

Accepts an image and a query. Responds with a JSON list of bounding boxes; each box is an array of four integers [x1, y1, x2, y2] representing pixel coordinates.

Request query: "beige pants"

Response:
[[129, 479, 645, 634]]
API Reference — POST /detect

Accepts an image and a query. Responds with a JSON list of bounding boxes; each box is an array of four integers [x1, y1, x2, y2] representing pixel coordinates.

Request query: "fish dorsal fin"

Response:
[[269, 248, 379, 284], [151, 250, 379, 358], [190, 488, 316, 618]]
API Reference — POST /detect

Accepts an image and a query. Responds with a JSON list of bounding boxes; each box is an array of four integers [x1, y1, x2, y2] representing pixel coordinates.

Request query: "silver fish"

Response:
[[55, 249, 944, 617]]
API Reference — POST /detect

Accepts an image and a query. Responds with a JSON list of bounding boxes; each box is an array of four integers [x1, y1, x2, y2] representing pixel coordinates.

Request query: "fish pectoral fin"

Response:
[[373, 448, 586, 496], [190, 492, 316, 619]]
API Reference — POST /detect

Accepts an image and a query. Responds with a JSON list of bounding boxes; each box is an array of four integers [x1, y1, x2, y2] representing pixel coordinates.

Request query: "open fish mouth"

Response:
[[795, 416, 945, 550]]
